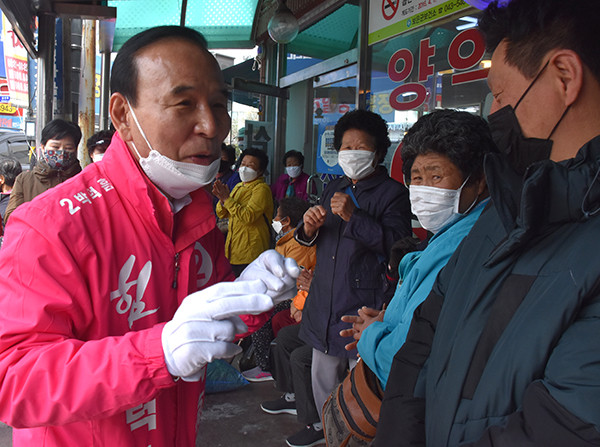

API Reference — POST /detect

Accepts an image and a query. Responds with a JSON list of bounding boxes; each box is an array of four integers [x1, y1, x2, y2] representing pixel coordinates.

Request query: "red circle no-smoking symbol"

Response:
[[382, 0, 400, 20]]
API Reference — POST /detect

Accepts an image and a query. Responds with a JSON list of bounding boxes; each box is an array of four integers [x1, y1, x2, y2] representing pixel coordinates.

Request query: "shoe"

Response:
[[260, 392, 297, 415], [286, 423, 325, 447], [242, 366, 273, 382]]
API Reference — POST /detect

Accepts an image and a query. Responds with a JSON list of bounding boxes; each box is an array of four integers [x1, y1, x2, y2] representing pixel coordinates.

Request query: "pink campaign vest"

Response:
[[0, 133, 234, 446]]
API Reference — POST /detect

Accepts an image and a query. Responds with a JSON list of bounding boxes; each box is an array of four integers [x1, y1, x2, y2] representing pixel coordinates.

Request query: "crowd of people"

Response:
[[0, 0, 598, 446]]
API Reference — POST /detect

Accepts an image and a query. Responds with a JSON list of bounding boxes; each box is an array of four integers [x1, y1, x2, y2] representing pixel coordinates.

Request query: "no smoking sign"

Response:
[[382, 0, 400, 20]]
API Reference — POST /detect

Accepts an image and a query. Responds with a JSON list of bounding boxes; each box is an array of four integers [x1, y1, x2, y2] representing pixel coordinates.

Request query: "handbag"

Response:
[[323, 359, 383, 446]]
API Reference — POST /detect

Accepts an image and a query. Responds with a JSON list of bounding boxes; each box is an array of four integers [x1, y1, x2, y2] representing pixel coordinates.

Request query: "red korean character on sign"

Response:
[[448, 28, 489, 84], [387, 28, 488, 111], [387, 48, 427, 111]]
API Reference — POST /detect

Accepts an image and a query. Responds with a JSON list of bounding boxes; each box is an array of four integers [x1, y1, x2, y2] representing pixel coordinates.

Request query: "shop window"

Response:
[[313, 66, 357, 177], [368, 13, 492, 176], [286, 53, 323, 76]]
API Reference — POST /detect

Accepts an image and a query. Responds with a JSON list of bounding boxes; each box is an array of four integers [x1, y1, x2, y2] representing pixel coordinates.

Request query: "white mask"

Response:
[[271, 219, 283, 234], [286, 166, 302, 179], [409, 177, 473, 234], [239, 166, 259, 183], [127, 100, 219, 199], [92, 153, 105, 163], [337, 150, 376, 180]]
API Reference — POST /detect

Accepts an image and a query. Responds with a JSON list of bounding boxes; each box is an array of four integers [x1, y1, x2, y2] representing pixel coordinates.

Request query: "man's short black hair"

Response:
[[241, 148, 269, 173], [41, 119, 82, 147], [110, 26, 208, 105], [283, 150, 304, 167], [333, 110, 391, 163], [87, 130, 114, 157], [401, 109, 497, 184], [479, 0, 600, 81], [278, 197, 310, 228], [0, 157, 22, 188], [221, 143, 237, 166]]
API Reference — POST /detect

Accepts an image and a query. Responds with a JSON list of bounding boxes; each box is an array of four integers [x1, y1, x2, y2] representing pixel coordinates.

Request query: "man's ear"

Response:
[[550, 49, 583, 107], [109, 93, 132, 141]]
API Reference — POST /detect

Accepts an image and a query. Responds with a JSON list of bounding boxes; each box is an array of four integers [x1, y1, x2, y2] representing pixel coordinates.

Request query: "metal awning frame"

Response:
[[0, 0, 116, 59]]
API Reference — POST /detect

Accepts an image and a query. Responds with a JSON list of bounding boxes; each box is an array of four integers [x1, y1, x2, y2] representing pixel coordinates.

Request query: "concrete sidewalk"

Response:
[[198, 379, 310, 446], [0, 380, 313, 447], [0, 423, 10, 447]]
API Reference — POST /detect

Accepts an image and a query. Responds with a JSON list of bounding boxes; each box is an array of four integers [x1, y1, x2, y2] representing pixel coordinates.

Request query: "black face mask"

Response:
[[487, 60, 568, 175], [487, 105, 553, 176]]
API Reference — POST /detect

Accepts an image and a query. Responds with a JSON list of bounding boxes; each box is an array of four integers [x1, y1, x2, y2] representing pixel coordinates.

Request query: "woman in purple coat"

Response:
[[271, 150, 310, 202]]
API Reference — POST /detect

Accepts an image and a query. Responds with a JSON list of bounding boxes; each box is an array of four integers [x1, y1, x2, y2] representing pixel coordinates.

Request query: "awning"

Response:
[[222, 59, 261, 109], [222, 59, 260, 85], [107, 0, 260, 51], [0, 0, 261, 57]]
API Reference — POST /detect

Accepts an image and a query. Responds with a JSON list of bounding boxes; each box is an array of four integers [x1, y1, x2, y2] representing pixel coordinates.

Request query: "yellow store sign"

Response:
[[0, 103, 17, 114]]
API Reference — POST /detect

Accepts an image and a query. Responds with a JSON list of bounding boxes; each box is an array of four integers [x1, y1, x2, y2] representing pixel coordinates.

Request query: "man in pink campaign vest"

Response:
[[0, 26, 298, 447]]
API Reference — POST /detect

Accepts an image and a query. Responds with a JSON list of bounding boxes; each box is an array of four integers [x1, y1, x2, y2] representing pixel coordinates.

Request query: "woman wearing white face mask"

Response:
[[241, 197, 317, 383], [87, 130, 114, 163], [271, 150, 311, 202], [322, 109, 498, 446], [290, 109, 412, 445], [214, 147, 274, 277]]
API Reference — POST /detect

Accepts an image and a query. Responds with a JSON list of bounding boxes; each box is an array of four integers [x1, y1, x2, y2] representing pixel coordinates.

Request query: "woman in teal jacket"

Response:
[[345, 109, 498, 388], [358, 199, 486, 388]]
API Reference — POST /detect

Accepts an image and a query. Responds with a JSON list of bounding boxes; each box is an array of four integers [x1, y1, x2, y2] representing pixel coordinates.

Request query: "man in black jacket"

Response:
[[376, 0, 600, 446]]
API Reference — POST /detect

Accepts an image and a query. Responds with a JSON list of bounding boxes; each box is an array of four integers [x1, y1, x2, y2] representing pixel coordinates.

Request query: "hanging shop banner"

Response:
[[244, 120, 274, 153], [244, 120, 274, 181], [369, 0, 470, 45], [1, 14, 28, 108]]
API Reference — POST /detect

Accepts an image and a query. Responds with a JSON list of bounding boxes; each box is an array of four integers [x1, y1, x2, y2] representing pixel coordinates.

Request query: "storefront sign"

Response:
[[1, 14, 28, 108], [316, 120, 343, 176], [244, 120, 273, 153], [387, 28, 488, 111], [369, 0, 470, 45], [0, 116, 22, 128], [0, 103, 16, 114]]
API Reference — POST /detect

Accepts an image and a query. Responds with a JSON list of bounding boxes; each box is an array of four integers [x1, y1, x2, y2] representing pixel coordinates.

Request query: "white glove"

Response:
[[162, 279, 273, 381], [237, 249, 301, 304]]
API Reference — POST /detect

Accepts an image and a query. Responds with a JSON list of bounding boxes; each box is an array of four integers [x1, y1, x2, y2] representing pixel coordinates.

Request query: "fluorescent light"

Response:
[[456, 16, 478, 31]]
